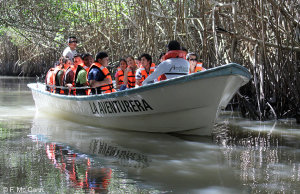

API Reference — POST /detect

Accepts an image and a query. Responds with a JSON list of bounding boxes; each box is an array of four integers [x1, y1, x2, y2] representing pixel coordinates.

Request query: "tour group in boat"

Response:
[[45, 37, 206, 96], [28, 37, 251, 135]]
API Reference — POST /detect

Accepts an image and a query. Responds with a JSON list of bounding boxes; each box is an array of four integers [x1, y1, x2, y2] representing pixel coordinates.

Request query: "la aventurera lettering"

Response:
[[89, 99, 153, 115]]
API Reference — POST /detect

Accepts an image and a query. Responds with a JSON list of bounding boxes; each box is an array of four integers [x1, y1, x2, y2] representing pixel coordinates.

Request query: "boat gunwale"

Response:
[[27, 63, 251, 101]]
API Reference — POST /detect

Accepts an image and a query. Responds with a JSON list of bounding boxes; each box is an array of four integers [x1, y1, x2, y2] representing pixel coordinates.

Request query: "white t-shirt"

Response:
[[62, 47, 77, 60], [142, 58, 189, 85], [135, 68, 143, 80]]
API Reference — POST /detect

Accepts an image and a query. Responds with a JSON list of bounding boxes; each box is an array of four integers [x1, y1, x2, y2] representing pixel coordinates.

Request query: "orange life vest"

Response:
[[82, 64, 89, 72], [127, 70, 136, 88], [139, 63, 156, 84], [158, 50, 187, 81], [190, 63, 205, 73], [116, 67, 125, 85], [157, 74, 167, 81], [88, 62, 116, 94], [162, 50, 187, 61], [45, 68, 55, 92]]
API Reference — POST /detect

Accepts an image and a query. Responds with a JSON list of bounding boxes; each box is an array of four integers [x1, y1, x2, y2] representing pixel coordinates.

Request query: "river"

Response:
[[0, 76, 300, 194]]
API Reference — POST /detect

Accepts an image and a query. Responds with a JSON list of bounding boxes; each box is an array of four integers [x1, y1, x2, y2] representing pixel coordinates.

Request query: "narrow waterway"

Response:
[[0, 76, 299, 193]]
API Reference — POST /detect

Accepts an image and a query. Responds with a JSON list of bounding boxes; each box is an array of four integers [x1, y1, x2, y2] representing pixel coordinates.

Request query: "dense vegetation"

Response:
[[0, 0, 299, 122]]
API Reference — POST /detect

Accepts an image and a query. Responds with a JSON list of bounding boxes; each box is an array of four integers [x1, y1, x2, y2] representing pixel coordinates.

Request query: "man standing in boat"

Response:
[[88, 52, 116, 94], [62, 36, 78, 61], [142, 40, 189, 85]]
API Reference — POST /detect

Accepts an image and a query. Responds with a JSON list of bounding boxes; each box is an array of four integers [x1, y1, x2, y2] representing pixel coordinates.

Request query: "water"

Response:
[[0, 77, 300, 193]]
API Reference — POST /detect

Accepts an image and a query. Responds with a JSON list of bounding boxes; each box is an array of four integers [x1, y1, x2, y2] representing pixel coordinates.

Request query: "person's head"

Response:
[[119, 59, 127, 71], [62, 57, 72, 69], [95, 52, 109, 67], [140, 53, 152, 68], [73, 53, 83, 67], [67, 36, 77, 50], [186, 52, 198, 67], [126, 55, 136, 67], [82, 53, 93, 67], [167, 40, 181, 51], [58, 56, 64, 65], [135, 57, 141, 66]]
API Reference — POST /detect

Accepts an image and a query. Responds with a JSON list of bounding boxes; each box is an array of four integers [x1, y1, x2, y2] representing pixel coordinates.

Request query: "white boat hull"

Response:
[[28, 63, 251, 135]]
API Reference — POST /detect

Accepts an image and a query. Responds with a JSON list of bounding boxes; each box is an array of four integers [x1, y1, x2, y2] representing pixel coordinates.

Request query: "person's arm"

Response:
[[135, 68, 142, 87], [142, 63, 165, 85], [135, 79, 141, 87], [123, 67, 131, 86], [115, 72, 121, 89], [89, 78, 111, 88], [88, 68, 111, 88]]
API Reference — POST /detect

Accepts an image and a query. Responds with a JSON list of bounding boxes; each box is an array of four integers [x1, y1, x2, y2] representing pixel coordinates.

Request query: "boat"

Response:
[[27, 63, 251, 135]]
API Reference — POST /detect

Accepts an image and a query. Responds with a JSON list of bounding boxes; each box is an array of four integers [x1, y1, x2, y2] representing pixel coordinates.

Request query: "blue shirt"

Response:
[[88, 67, 105, 81]]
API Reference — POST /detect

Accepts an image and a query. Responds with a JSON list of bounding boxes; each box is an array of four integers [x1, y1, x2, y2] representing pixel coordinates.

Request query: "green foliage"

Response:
[[0, 26, 7, 36], [0, 0, 299, 119]]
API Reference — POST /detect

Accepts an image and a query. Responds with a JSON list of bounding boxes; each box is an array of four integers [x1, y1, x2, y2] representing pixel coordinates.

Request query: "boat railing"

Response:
[[43, 83, 101, 95], [45, 84, 91, 90]]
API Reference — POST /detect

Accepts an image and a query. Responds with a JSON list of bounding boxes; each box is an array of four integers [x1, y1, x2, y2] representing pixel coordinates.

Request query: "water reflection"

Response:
[[214, 112, 300, 193], [44, 142, 111, 193], [89, 139, 150, 169], [2, 76, 300, 193], [30, 113, 242, 193]]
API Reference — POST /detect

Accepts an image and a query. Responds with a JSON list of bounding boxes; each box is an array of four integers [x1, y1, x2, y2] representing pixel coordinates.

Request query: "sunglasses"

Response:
[[69, 41, 78, 43], [189, 59, 197, 61]]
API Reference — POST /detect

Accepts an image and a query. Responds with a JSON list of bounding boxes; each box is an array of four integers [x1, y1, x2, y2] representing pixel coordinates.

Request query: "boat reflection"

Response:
[[45, 143, 111, 193], [89, 138, 150, 169], [30, 112, 242, 193]]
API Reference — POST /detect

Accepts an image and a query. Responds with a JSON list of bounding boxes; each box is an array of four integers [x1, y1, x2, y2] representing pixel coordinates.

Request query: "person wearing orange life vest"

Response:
[[63, 53, 84, 95], [54, 57, 72, 94], [135, 53, 155, 87], [135, 57, 141, 68], [114, 59, 127, 89], [122, 55, 138, 89], [186, 52, 206, 73], [74, 53, 91, 95], [143, 40, 189, 85], [88, 52, 116, 94], [50, 56, 63, 93], [45, 67, 55, 92]]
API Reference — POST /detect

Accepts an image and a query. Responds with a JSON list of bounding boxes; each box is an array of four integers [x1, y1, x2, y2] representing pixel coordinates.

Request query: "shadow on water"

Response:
[[29, 112, 243, 194]]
